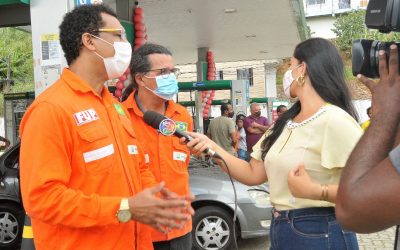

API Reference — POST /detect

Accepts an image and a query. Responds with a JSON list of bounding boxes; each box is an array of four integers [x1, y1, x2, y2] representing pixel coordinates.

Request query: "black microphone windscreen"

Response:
[[143, 111, 166, 130]]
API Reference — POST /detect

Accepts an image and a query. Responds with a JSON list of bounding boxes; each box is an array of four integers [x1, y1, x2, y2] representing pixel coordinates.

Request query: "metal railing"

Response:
[[303, 0, 367, 17]]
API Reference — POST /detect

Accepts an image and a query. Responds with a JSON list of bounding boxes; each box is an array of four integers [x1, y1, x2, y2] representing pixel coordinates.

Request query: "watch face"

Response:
[[117, 210, 131, 223]]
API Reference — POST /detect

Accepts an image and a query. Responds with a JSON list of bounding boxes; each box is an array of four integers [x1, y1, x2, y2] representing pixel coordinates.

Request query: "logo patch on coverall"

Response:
[[114, 103, 125, 116], [128, 145, 138, 155], [73, 109, 99, 126], [175, 121, 188, 132]]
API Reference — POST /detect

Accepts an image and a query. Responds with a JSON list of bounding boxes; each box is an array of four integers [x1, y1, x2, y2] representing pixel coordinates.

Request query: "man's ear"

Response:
[[81, 33, 96, 51], [135, 74, 145, 87]]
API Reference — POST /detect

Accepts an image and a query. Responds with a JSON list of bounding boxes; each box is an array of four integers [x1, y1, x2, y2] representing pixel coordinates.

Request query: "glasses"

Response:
[[144, 68, 181, 79], [97, 28, 127, 40]]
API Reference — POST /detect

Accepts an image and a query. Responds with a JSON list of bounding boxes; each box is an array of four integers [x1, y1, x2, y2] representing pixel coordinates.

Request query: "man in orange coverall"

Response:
[[19, 5, 192, 250], [121, 43, 193, 249]]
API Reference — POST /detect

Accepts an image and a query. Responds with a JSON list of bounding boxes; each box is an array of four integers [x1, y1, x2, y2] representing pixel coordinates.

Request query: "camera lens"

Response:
[[352, 39, 375, 77], [352, 39, 400, 78]]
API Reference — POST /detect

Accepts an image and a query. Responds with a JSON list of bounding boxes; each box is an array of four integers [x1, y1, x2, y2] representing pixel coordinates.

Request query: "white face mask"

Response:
[[283, 69, 295, 98], [282, 64, 302, 98], [91, 35, 132, 80]]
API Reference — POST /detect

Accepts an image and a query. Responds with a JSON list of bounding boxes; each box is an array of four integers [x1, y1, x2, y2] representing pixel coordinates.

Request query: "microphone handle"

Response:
[[175, 131, 221, 159]]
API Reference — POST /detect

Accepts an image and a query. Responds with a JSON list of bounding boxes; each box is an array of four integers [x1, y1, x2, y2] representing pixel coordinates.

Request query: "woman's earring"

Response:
[[297, 75, 305, 86]]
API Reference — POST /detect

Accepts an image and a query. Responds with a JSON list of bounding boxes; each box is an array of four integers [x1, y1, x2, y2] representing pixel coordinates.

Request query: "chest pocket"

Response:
[[77, 122, 115, 175], [119, 115, 145, 167], [172, 139, 189, 166]]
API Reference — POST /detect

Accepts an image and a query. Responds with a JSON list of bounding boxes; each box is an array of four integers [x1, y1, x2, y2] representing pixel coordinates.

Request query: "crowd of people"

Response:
[[17, 3, 400, 250]]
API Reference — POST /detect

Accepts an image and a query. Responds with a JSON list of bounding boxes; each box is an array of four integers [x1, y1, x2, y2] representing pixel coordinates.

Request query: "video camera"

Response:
[[352, 0, 400, 78]]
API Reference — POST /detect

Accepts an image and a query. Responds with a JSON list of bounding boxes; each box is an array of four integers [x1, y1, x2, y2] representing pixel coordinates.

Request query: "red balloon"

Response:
[[207, 100, 212, 105], [135, 30, 145, 38], [135, 38, 146, 45], [116, 82, 124, 90], [114, 89, 122, 98], [134, 7, 144, 15], [133, 15, 143, 23], [119, 75, 127, 81], [135, 23, 145, 31]]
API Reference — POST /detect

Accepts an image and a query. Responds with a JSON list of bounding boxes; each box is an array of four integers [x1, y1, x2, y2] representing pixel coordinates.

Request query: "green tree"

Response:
[[332, 10, 400, 55], [0, 27, 34, 115]]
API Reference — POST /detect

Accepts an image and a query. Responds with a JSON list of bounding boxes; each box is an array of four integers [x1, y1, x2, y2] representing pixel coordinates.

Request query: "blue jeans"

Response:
[[237, 149, 250, 161], [270, 207, 359, 250]]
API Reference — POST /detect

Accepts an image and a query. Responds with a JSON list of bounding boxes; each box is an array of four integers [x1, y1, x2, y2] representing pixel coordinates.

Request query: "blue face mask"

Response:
[[146, 73, 179, 100]]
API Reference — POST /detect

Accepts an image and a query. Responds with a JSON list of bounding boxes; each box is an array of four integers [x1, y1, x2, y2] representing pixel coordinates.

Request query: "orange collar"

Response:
[[61, 68, 108, 99]]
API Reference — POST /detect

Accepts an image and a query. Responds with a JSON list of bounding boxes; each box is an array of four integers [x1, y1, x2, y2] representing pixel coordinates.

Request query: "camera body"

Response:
[[352, 0, 400, 78]]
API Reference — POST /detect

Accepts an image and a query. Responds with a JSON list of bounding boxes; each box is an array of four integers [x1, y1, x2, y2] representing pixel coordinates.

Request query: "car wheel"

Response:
[[0, 202, 24, 250], [192, 206, 236, 250]]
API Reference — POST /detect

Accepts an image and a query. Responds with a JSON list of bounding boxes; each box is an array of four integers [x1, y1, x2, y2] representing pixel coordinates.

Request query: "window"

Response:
[[339, 0, 351, 9], [307, 0, 326, 5], [237, 68, 253, 86]]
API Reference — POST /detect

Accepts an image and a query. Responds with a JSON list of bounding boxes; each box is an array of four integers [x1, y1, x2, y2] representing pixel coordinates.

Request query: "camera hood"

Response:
[[366, 0, 400, 32]]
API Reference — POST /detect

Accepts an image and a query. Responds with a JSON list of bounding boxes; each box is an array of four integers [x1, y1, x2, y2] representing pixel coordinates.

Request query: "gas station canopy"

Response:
[[139, 0, 307, 64], [0, 0, 307, 65], [0, 0, 30, 27]]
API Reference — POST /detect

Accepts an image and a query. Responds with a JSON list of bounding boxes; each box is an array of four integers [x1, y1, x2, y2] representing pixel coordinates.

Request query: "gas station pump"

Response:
[[177, 79, 250, 133], [4, 92, 35, 145]]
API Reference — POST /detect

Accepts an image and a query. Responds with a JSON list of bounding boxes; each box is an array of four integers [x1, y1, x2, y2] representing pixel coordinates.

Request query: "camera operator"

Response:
[[336, 44, 400, 233]]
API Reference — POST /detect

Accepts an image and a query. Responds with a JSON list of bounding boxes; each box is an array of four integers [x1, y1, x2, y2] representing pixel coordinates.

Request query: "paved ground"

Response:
[[357, 227, 396, 250], [238, 227, 396, 249]]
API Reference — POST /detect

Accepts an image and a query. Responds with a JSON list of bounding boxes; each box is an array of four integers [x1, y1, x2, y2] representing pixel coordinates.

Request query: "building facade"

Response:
[[304, 0, 368, 38]]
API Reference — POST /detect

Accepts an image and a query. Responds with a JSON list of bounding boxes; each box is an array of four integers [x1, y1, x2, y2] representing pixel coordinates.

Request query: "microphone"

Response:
[[143, 110, 221, 159]]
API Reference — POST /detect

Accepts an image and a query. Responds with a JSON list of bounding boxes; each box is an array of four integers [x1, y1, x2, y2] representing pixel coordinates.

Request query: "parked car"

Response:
[[189, 156, 271, 250], [0, 143, 24, 250], [0, 144, 271, 250]]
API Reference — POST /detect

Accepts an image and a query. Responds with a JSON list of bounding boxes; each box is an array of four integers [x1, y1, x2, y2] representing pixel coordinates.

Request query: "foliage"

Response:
[[0, 28, 34, 115], [332, 10, 400, 55]]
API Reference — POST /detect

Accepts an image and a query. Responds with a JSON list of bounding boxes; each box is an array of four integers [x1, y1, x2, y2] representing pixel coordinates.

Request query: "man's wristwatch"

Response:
[[116, 198, 132, 223]]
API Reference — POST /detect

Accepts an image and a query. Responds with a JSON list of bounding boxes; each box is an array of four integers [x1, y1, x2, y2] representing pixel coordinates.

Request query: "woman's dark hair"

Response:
[[121, 43, 172, 101], [260, 38, 358, 160], [59, 4, 117, 65]]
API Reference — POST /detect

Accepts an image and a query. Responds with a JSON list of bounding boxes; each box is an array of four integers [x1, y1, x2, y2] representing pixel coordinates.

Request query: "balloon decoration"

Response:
[[113, 68, 131, 100], [133, 6, 148, 50], [113, 3, 147, 101], [202, 51, 216, 119]]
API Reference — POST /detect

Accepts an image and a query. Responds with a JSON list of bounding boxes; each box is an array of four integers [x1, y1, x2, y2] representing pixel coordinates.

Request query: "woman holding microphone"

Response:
[[185, 38, 362, 250]]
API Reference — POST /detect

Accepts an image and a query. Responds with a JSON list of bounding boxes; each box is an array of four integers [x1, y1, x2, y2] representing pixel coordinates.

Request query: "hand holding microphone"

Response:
[[143, 111, 221, 159]]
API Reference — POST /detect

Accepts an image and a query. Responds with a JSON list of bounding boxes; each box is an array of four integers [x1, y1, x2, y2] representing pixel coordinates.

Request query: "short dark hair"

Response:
[[236, 115, 245, 123], [121, 43, 172, 101], [221, 103, 230, 114], [366, 107, 371, 114], [277, 105, 287, 113], [59, 4, 117, 65]]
